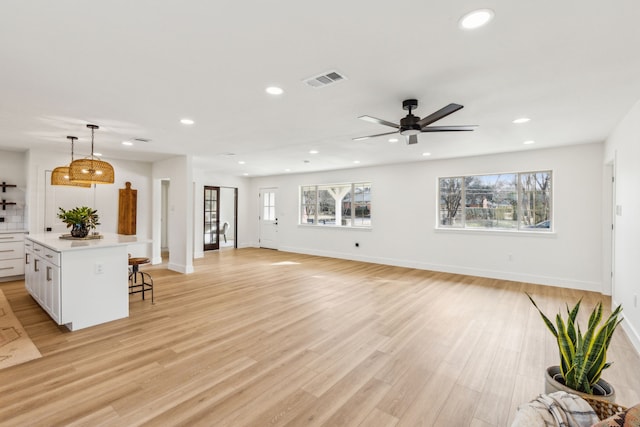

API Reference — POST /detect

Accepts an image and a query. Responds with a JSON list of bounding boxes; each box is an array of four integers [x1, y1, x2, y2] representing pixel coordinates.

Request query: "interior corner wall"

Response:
[[250, 142, 604, 292], [152, 155, 193, 274], [604, 99, 640, 353]]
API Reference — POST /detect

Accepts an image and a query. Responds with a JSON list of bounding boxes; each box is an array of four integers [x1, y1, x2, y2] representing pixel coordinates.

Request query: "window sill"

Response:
[[434, 227, 556, 237], [298, 224, 372, 231]]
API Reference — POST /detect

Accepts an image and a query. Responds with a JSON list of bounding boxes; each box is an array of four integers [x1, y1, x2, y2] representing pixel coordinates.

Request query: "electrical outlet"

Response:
[[95, 263, 104, 275], [355, 242, 360, 247], [0, 217, 4, 222]]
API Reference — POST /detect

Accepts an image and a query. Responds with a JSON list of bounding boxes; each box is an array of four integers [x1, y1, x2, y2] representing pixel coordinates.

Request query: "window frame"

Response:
[[299, 182, 372, 228], [437, 170, 553, 233]]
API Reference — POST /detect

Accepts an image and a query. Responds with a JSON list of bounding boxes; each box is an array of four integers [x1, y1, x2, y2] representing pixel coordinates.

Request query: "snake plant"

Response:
[[526, 293, 623, 394]]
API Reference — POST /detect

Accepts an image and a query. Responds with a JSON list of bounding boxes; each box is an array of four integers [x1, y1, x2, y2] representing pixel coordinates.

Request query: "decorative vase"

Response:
[[70, 223, 89, 238], [544, 366, 615, 402]]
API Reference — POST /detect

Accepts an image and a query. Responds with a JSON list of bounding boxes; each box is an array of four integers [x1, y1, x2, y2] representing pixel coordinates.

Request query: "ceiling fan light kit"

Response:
[[355, 98, 476, 145]]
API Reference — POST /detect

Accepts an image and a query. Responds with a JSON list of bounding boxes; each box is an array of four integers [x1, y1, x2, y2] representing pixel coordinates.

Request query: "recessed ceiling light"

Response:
[[523, 140, 535, 145], [243, 173, 249, 176], [422, 152, 431, 156], [285, 168, 291, 172], [180, 118, 194, 125], [266, 86, 284, 95], [122, 141, 133, 146], [238, 161, 246, 165], [513, 117, 531, 124], [353, 160, 360, 164], [93, 152, 102, 157], [459, 9, 494, 30], [389, 138, 399, 143], [309, 150, 319, 154]]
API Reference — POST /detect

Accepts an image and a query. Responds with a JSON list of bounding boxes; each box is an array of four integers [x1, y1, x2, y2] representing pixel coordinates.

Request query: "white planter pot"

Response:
[[544, 366, 616, 403]]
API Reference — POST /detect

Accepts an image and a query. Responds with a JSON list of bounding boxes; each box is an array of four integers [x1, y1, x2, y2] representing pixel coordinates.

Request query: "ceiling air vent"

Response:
[[133, 138, 151, 143], [303, 70, 347, 88]]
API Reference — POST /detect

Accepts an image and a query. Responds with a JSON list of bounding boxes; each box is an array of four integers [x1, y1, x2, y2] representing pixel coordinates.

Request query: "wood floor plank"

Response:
[[0, 248, 638, 426]]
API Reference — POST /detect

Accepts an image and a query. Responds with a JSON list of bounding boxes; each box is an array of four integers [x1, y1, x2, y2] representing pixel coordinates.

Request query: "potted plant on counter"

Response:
[[526, 293, 623, 402], [57, 206, 100, 238]]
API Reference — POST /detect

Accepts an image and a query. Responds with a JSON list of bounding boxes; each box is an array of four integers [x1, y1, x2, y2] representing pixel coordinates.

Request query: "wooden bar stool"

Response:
[[128, 255, 154, 303]]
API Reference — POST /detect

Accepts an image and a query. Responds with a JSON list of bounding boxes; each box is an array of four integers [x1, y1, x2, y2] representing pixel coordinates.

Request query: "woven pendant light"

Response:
[[69, 124, 115, 184], [51, 136, 92, 188]]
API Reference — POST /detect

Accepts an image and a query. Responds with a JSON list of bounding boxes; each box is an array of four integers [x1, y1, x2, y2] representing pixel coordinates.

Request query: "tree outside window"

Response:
[[438, 171, 551, 231]]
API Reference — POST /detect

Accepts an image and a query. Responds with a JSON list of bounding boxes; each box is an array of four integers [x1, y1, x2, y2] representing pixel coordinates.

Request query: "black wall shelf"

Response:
[[1, 181, 17, 193]]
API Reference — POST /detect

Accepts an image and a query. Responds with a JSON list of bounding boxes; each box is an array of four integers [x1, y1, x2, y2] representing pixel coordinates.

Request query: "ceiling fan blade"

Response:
[[420, 125, 477, 132], [417, 103, 464, 128], [352, 131, 399, 141], [406, 135, 418, 145], [358, 115, 400, 129]]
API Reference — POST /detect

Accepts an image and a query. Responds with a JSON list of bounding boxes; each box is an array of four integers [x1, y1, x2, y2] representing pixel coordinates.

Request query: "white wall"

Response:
[[0, 149, 27, 230], [251, 142, 604, 291], [192, 169, 252, 258], [25, 148, 152, 256], [604, 99, 640, 353], [152, 156, 193, 273]]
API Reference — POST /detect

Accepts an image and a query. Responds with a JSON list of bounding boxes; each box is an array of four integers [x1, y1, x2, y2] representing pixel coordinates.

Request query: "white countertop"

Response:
[[26, 233, 150, 252]]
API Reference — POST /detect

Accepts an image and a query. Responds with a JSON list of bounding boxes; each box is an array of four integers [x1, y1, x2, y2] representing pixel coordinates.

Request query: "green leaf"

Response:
[[526, 293, 558, 338], [525, 293, 623, 395]]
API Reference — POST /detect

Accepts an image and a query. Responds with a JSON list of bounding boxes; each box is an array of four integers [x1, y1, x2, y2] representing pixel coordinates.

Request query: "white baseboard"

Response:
[[620, 314, 640, 356], [277, 245, 602, 293], [167, 262, 194, 274]]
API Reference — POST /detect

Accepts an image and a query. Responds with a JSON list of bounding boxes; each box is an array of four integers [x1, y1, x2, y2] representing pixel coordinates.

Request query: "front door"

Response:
[[259, 188, 278, 249], [204, 186, 220, 251]]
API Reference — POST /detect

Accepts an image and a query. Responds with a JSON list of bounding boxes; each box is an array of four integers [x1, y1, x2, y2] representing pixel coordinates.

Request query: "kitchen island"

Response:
[[25, 233, 149, 331]]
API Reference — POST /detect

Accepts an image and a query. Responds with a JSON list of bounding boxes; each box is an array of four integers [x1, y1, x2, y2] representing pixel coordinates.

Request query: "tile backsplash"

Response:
[[0, 205, 25, 231]]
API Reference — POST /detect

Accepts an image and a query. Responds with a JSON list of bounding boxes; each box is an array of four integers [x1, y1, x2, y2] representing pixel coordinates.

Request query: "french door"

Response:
[[203, 186, 220, 251]]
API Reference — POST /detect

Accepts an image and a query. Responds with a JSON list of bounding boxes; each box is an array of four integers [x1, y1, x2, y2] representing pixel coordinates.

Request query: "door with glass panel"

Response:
[[259, 188, 278, 249], [204, 186, 220, 251]]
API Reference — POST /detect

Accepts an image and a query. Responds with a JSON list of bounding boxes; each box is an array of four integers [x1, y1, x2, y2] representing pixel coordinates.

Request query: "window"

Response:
[[263, 191, 275, 221], [300, 182, 371, 227], [438, 171, 551, 231]]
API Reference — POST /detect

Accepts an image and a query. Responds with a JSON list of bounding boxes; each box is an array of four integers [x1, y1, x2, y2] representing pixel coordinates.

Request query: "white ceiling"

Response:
[[1, 1, 639, 177]]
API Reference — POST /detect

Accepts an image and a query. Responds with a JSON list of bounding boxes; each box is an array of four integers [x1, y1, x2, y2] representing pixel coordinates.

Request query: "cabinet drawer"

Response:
[[24, 240, 34, 251], [0, 258, 25, 277], [0, 240, 25, 260], [43, 247, 61, 267], [32, 243, 44, 256], [0, 233, 24, 243]]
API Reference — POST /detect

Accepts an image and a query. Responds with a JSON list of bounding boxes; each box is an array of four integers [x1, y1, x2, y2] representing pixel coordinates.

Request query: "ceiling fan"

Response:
[[354, 99, 476, 145]]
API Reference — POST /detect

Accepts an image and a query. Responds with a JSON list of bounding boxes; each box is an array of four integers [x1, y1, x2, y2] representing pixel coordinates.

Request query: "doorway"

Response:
[[203, 186, 220, 251], [203, 186, 238, 251], [259, 187, 278, 249]]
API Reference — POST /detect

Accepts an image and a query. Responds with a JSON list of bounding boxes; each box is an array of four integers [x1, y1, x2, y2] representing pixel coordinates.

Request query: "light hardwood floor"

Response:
[[1, 248, 639, 426]]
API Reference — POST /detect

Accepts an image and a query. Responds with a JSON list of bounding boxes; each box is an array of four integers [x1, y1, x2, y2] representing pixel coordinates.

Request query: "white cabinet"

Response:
[[24, 234, 136, 331], [0, 232, 25, 279], [42, 248, 61, 323], [25, 242, 62, 324]]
